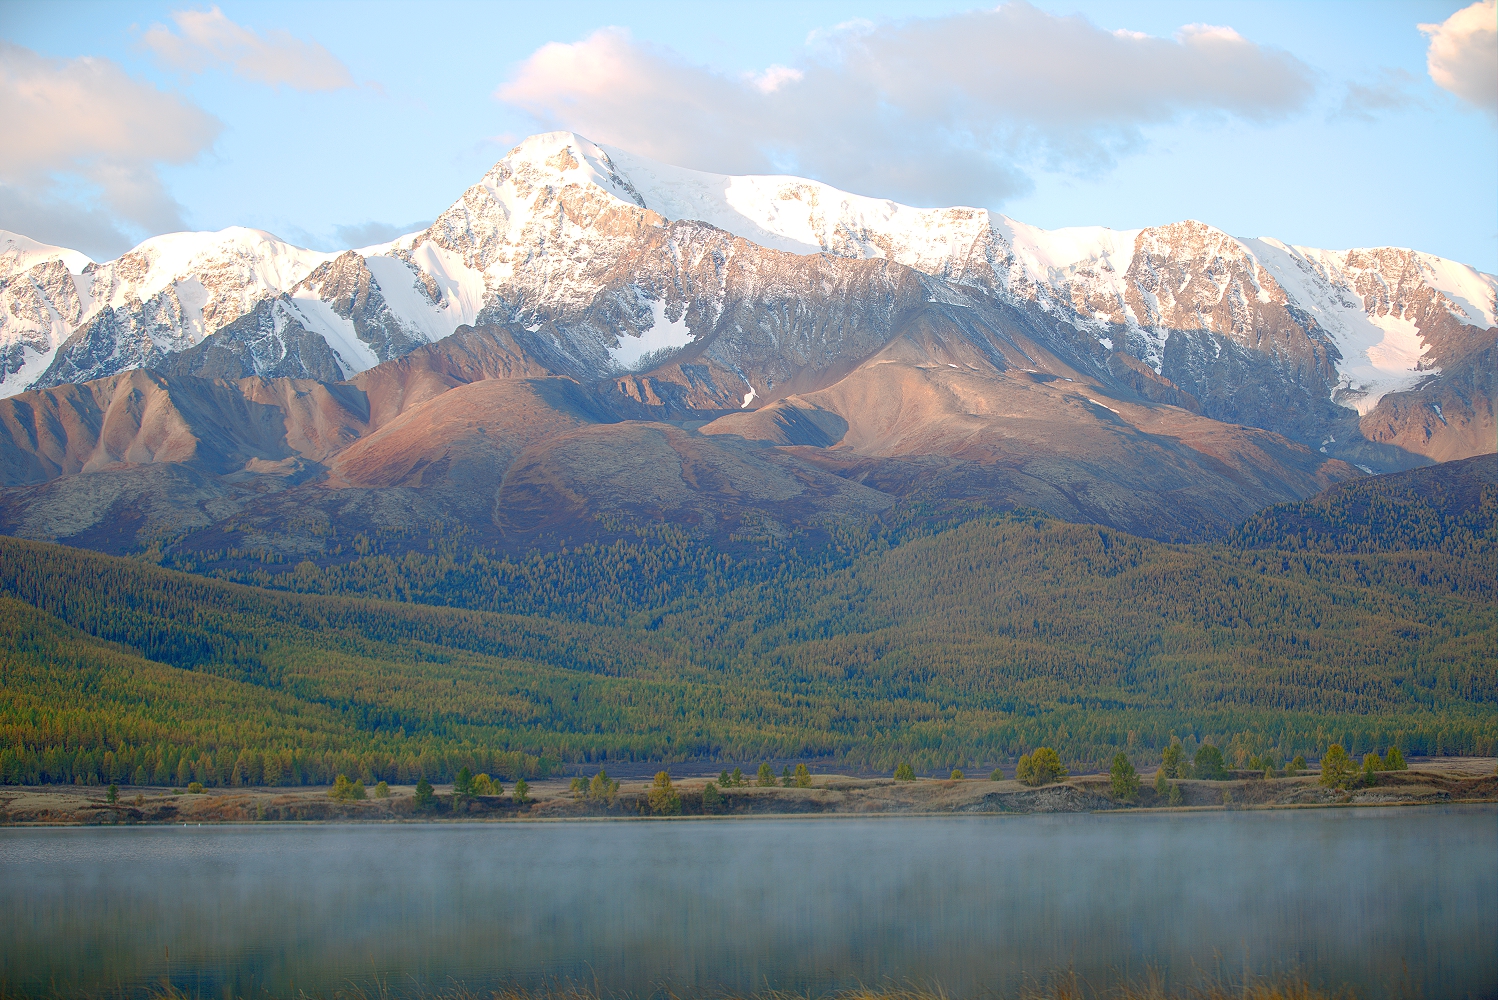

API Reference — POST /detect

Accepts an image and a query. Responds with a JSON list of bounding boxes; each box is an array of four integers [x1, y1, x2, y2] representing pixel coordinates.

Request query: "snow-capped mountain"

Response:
[[3, 131, 1493, 468]]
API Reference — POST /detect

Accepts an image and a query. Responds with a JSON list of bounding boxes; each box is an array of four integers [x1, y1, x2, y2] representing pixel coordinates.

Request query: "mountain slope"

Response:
[[3, 132, 1492, 474], [1233, 454, 1497, 556], [2, 504, 1494, 785]]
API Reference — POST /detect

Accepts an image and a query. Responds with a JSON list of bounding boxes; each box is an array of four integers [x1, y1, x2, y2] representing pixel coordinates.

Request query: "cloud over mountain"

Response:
[[0, 41, 221, 258], [495, 2, 1314, 208]]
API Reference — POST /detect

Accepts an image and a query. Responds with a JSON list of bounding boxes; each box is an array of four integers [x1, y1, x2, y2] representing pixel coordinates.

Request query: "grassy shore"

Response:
[[2, 758, 1493, 825]]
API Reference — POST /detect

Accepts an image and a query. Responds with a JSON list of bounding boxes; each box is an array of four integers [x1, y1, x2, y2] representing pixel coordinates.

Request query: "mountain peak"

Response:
[[0, 229, 95, 278]]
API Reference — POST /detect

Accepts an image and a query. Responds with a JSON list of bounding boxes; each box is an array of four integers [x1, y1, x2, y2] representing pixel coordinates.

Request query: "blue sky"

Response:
[[2, 1, 1495, 270]]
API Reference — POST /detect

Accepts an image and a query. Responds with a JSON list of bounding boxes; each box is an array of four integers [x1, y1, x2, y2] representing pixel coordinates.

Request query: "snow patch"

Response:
[[1243, 238, 1438, 414], [286, 298, 380, 374], [608, 299, 695, 371], [0, 343, 59, 398], [742, 387, 757, 408]]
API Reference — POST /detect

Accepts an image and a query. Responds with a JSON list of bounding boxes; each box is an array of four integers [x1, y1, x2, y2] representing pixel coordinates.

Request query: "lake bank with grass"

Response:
[[3, 757, 1493, 825]]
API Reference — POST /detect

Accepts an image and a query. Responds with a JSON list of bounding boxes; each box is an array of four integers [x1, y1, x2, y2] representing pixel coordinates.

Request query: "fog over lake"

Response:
[[2, 807, 1494, 998]]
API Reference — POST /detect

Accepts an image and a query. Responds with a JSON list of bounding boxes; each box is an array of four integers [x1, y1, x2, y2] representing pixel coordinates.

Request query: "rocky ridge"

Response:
[[2, 133, 1493, 472]]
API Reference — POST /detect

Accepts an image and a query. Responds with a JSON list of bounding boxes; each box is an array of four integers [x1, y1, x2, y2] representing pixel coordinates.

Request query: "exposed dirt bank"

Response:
[[2, 759, 1493, 826]]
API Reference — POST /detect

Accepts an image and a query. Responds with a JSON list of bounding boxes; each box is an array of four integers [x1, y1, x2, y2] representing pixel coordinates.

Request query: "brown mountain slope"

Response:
[[702, 357, 1355, 541], [0, 291, 1361, 556]]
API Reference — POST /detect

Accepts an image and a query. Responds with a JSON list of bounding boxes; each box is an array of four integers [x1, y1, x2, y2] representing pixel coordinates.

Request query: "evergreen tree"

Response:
[[1154, 769, 1169, 796], [757, 763, 776, 787], [374, 781, 390, 798], [415, 776, 434, 808], [648, 772, 681, 815], [1319, 744, 1356, 788], [718, 769, 732, 788], [1193, 744, 1228, 781], [793, 763, 812, 788], [1109, 752, 1140, 800], [514, 777, 530, 803], [894, 762, 916, 781], [731, 767, 745, 787], [1017, 748, 1067, 786], [1384, 746, 1407, 770], [702, 781, 724, 813], [588, 769, 618, 804], [1160, 737, 1186, 779], [990, 768, 1004, 781], [331, 774, 367, 801]]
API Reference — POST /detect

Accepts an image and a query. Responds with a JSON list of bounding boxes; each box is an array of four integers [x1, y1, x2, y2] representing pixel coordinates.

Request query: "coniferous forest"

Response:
[[2, 462, 1494, 789]]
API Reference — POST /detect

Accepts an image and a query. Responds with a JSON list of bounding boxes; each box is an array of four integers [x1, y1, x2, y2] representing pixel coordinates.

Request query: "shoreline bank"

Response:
[[2, 758, 1493, 826]]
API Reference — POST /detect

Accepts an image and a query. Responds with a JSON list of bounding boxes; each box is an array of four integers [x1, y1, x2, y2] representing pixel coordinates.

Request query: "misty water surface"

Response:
[[1, 806, 1494, 998]]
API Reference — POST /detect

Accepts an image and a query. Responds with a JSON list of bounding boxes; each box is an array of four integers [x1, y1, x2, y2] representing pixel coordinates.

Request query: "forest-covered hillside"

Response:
[[3, 465, 1494, 788], [1233, 454, 1496, 556]]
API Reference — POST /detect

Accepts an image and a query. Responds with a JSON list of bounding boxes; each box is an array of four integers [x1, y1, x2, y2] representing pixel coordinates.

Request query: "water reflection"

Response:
[[1, 807, 1494, 998]]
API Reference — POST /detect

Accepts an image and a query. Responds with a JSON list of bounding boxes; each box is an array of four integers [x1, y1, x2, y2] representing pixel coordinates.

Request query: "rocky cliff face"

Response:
[[2, 132, 1493, 476]]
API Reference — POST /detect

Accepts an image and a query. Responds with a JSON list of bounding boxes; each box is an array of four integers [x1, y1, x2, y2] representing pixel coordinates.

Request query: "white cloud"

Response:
[[1420, 0, 1497, 117], [142, 6, 353, 92], [0, 41, 220, 257], [495, 2, 1314, 208], [747, 65, 803, 94]]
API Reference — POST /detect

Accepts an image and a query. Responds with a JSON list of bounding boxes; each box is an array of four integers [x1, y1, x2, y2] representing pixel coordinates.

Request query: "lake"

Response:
[[1, 806, 1494, 998]]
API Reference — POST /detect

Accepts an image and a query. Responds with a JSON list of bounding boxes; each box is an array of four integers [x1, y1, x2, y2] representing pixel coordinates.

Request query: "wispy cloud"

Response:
[[1419, 0, 1497, 119], [333, 220, 431, 249], [1333, 69, 1424, 123], [0, 41, 220, 257], [494, 2, 1315, 208], [142, 6, 353, 92]]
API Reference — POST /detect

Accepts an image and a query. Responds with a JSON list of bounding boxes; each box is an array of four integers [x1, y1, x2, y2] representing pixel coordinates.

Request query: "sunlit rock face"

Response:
[[0, 133, 1492, 558], [3, 133, 1492, 468]]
